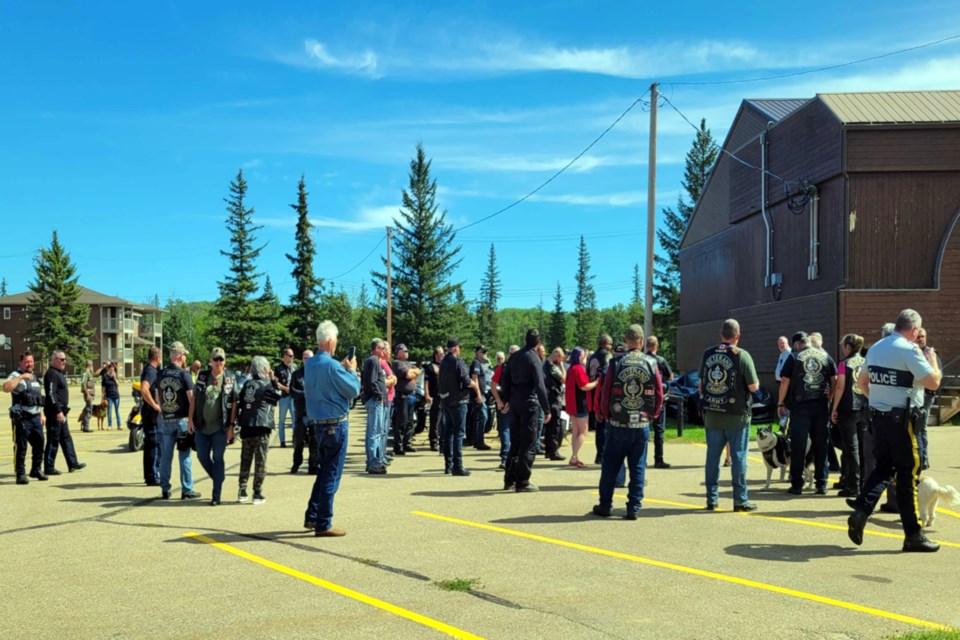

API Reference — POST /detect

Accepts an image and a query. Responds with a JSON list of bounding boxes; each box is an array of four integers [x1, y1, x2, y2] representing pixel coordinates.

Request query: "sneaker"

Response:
[[238, 489, 249, 503], [591, 504, 612, 517], [181, 490, 201, 500], [253, 493, 265, 505], [367, 466, 387, 475], [733, 502, 758, 512], [902, 533, 939, 553]]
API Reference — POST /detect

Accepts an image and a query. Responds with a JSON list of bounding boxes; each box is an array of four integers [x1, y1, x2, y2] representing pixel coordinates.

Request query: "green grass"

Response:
[[663, 420, 778, 444], [884, 631, 960, 640], [434, 577, 481, 592]]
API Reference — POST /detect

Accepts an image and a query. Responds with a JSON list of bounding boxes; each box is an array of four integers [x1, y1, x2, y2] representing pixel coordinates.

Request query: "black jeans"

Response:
[[142, 420, 161, 484], [544, 405, 563, 456], [788, 403, 829, 491], [592, 413, 606, 464], [854, 410, 924, 538], [44, 413, 79, 471], [504, 402, 539, 489], [14, 413, 44, 475], [293, 414, 315, 472], [429, 401, 442, 448], [836, 408, 867, 493], [392, 395, 413, 452]]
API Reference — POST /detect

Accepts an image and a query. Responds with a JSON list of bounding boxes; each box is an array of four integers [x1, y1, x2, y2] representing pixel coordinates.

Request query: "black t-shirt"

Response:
[[101, 372, 120, 399], [140, 363, 159, 422], [274, 362, 294, 398], [423, 360, 441, 397], [156, 364, 194, 420], [647, 352, 673, 386], [469, 358, 488, 395], [43, 368, 69, 415], [393, 359, 416, 396]]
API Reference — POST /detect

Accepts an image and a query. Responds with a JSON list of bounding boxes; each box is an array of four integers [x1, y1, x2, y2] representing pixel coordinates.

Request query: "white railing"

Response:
[[140, 321, 162, 337], [123, 318, 136, 334], [102, 348, 123, 362], [102, 318, 119, 333], [123, 348, 134, 362]]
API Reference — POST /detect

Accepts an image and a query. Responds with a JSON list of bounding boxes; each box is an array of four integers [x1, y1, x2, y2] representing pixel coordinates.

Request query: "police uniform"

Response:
[[43, 364, 81, 473], [851, 333, 935, 549], [139, 362, 161, 485], [6, 368, 46, 482], [700, 342, 759, 510], [594, 348, 662, 517], [835, 352, 867, 495], [781, 346, 836, 493]]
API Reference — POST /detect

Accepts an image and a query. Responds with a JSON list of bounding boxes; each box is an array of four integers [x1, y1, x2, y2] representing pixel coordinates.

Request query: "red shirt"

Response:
[[564, 364, 589, 415]]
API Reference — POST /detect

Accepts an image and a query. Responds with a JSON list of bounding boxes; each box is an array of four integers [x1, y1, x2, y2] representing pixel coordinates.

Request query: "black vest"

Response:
[[438, 354, 468, 406], [157, 364, 190, 419], [193, 370, 237, 429], [788, 348, 831, 405], [606, 349, 658, 427], [839, 354, 866, 412], [237, 377, 278, 429], [11, 368, 43, 409], [700, 344, 749, 416]]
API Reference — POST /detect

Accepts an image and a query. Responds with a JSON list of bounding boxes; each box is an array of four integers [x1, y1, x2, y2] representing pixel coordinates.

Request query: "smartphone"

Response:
[[346, 346, 356, 361]]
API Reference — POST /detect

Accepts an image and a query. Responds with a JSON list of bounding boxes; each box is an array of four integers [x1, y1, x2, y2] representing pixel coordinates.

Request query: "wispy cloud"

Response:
[[255, 205, 398, 233], [278, 39, 379, 77]]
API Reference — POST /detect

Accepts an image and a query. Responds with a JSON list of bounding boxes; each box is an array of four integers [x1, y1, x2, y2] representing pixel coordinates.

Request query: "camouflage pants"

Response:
[[238, 434, 269, 493]]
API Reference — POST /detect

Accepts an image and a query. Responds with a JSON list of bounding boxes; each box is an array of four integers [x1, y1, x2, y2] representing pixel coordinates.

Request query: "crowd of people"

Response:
[[4, 307, 945, 551]]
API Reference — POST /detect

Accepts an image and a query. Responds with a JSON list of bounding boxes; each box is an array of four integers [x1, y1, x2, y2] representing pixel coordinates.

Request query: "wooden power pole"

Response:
[[385, 226, 393, 347], [644, 82, 658, 339]]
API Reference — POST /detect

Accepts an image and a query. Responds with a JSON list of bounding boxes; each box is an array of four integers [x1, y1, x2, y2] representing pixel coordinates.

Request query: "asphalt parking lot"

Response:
[[2, 384, 958, 639]]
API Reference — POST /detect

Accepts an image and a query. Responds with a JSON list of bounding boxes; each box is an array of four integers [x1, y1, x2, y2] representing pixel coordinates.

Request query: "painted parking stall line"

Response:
[[412, 511, 952, 631], [185, 532, 486, 640]]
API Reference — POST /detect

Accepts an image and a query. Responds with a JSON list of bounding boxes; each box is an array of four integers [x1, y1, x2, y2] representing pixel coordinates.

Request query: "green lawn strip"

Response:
[[885, 631, 960, 640], [663, 421, 778, 444]]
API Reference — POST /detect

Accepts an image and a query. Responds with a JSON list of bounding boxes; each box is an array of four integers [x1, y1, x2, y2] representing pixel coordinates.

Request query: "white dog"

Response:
[[917, 477, 960, 527], [756, 427, 813, 490]]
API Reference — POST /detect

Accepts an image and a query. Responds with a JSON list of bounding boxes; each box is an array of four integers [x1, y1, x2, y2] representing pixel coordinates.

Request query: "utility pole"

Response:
[[385, 226, 393, 347], [644, 82, 658, 339]]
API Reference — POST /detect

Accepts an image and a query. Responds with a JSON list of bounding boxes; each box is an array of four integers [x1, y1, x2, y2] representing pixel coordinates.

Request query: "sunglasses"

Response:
[[212, 357, 225, 362]]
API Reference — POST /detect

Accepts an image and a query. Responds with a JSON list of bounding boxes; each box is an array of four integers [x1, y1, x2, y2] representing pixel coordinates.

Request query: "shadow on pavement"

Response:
[[724, 542, 894, 562]]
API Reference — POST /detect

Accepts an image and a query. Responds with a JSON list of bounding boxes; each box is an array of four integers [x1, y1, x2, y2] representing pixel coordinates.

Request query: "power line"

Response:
[[668, 33, 960, 86], [327, 234, 386, 281], [454, 91, 651, 233]]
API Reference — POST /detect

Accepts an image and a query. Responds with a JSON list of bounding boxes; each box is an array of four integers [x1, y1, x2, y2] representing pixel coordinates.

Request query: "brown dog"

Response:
[[90, 399, 108, 430]]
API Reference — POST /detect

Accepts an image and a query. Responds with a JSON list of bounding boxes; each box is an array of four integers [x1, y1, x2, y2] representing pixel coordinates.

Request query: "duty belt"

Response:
[[308, 416, 348, 425]]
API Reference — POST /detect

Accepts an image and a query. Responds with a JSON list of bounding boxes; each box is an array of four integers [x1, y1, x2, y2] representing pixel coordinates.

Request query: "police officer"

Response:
[[289, 349, 315, 474], [500, 329, 550, 492], [847, 309, 942, 553], [139, 346, 162, 486], [3, 352, 46, 484], [587, 334, 614, 464], [699, 319, 759, 512], [777, 331, 836, 495], [43, 350, 85, 475], [591, 324, 662, 519]]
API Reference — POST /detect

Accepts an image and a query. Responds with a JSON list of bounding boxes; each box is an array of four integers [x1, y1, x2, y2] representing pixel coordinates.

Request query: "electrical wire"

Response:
[[327, 234, 386, 281], [454, 91, 650, 232], [668, 33, 960, 86]]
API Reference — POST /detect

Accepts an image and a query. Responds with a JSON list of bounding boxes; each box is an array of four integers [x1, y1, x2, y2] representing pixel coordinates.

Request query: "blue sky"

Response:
[[2, 2, 959, 310]]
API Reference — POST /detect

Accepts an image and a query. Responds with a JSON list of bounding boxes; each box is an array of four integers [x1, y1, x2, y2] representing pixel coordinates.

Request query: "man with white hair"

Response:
[[154, 341, 199, 500], [303, 320, 359, 537]]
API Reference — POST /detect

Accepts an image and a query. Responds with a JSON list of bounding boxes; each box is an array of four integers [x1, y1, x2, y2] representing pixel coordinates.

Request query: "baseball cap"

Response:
[[169, 341, 189, 354], [395, 343, 408, 353], [210, 347, 226, 360], [447, 338, 460, 349], [476, 344, 487, 353]]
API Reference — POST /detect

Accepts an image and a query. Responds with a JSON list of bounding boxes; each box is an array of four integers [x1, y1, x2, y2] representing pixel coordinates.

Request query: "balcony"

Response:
[[123, 318, 136, 334], [102, 318, 119, 333], [140, 320, 162, 337], [102, 348, 123, 362]]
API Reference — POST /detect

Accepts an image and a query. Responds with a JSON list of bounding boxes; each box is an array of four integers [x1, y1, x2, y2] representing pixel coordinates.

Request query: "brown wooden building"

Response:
[[0, 286, 164, 378], [677, 90, 960, 418]]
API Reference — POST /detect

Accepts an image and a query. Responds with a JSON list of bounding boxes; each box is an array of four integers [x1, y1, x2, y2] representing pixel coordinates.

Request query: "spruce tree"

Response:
[[1, 277, 7, 296], [257, 275, 285, 353], [26, 231, 93, 371], [286, 176, 323, 352], [213, 170, 271, 367], [573, 236, 600, 349], [352, 283, 380, 350], [547, 282, 568, 350], [475, 243, 500, 347], [373, 143, 463, 360], [632, 263, 641, 304], [654, 118, 718, 365]]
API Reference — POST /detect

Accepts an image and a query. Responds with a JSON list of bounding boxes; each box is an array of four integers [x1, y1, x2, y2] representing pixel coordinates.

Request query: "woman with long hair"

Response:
[[831, 333, 867, 497], [565, 347, 598, 468], [101, 363, 122, 429]]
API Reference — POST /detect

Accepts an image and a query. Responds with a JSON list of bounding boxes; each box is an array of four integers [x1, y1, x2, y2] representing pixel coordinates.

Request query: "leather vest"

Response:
[[157, 365, 190, 419], [237, 377, 277, 429], [606, 350, 658, 427], [700, 344, 748, 416], [11, 368, 43, 410], [438, 355, 468, 405], [193, 369, 236, 429], [788, 348, 831, 405], [839, 354, 866, 412]]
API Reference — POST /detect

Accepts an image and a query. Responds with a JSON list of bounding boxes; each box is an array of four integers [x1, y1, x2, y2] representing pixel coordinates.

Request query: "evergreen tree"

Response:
[[317, 285, 354, 359], [475, 243, 500, 347], [352, 283, 380, 350], [372, 143, 463, 360], [25, 231, 93, 371], [450, 288, 477, 349], [654, 118, 718, 366], [547, 282, 568, 350], [1, 277, 7, 296], [573, 236, 600, 349], [257, 275, 285, 353], [213, 170, 272, 368], [632, 263, 641, 304], [286, 176, 323, 352], [164, 298, 215, 361]]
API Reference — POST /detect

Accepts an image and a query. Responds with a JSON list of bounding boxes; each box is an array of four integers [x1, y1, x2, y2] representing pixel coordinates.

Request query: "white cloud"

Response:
[[310, 205, 398, 232], [277, 39, 379, 77]]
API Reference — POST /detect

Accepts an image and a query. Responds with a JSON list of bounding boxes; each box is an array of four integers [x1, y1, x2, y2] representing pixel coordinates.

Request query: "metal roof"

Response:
[[818, 90, 960, 124], [0, 286, 163, 313], [744, 98, 809, 122]]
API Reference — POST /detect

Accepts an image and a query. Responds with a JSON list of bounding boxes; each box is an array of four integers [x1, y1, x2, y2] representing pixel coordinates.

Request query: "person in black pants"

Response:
[[139, 346, 163, 486], [587, 335, 613, 464], [3, 352, 47, 484], [391, 344, 421, 455], [542, 347, 566, 461], [290, 349, 316, 474], [501, 329, 550, 492], [423, 347, 444, 452], [43, 350, 85, 474], [646, 336, 674, 469]]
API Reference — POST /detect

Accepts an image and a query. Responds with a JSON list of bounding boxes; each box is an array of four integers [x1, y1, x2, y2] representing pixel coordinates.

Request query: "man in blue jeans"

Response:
[[361, 339, 388, 474], [699, 319, 760, 512], [438, 338, 479, 476], [154, 342, 200, 500], [303, 320, 360, 537], [592, 325, 663, 520], [192, 347, 238, 506]]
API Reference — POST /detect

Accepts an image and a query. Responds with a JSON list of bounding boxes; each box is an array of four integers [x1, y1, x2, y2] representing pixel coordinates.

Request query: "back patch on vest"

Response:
[[704, 352, 737, 400]]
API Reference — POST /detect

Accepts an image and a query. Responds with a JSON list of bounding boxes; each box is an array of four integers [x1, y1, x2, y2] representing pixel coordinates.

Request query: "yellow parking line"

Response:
[[619, 495, 960, 549], [937, 507, 960, 520], [185, 532, 485, 640], [412, 511, 951, 631]]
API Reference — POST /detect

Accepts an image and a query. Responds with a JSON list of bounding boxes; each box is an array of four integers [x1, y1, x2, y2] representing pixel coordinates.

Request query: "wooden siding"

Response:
[[730, 100, 843, 224], [847, 128, 960, 172], [847, 174, 960, 289]]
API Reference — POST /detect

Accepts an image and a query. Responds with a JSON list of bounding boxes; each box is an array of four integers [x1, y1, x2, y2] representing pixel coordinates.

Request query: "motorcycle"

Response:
[[127, 380, 144, 452]]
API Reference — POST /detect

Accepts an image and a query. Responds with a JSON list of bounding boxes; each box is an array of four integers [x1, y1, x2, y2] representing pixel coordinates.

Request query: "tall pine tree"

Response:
[[285, 176, 322, 352], [547, 282, 568, 350], [213, 170, 273, 368], [475, 243, 500, 347], [373, 143, 463, 360], [654, 118, 718, 364], [352, 283, 380, 350], [573, 236, 599, 349], [632, 263, 641, 304], [26, 231, 93, 371], [1, 277, 7, 296], [257, 275, 285, 353]]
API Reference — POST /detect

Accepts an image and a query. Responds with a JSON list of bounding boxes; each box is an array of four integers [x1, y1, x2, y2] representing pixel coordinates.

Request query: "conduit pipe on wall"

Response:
[[807, 186, 820, 280], [760, 128, 776, 287]]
